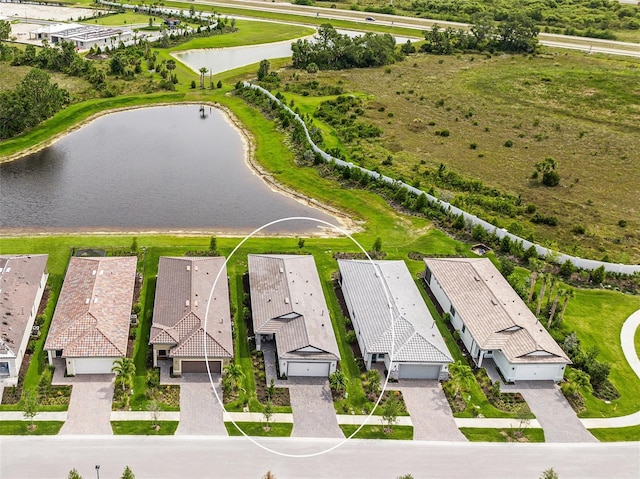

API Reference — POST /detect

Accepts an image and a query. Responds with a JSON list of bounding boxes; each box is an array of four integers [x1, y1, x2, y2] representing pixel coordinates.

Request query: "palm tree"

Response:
[[535, 273, 549, 316], [448, 360, 474, 399], [223, 361, 244, 393], [198, 67, 208, 89], [547, 288, 563, 328], [527, 258, 543, 303], [112, 357, 136, 392], [559, 288, 575, 323], [328, 369, 348, 397], [546, 275, 558, 309]]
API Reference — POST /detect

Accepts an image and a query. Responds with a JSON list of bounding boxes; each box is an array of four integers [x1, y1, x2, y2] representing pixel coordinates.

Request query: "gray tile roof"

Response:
[[424, 258, 570, 364], [45, 257, 137, 358], [248, 254, 340, 361], [338, 259, 453, 364], [150, 257, 233, 359], [0, 255, 48, 359]]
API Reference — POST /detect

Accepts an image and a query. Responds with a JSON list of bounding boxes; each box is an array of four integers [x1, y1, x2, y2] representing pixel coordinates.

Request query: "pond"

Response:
[[0, 105, 337, 234]]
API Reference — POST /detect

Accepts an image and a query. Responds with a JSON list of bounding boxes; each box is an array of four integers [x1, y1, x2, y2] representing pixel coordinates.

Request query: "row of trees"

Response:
[[421, 14, 539, 55], [291, 24, 401, 71]]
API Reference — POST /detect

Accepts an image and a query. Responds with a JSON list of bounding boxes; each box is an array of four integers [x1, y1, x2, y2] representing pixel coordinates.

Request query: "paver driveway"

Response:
[[289, 378, 344, 438], [393, 380, 467, 441], [518, 381, 597, 443], [60, 375, 114, 435], [176, 374, 226, 436]]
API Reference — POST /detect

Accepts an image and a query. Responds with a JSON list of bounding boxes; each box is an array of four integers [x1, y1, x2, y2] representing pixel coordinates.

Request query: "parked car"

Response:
[[365, 16, 375, 21]]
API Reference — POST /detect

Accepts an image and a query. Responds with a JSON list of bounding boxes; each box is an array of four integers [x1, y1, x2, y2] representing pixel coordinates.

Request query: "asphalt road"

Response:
[[2, 436, 639, 478]]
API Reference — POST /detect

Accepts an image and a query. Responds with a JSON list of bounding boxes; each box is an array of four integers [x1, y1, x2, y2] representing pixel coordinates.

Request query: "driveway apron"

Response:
[[176, 374, 226, 436], [289, 379, 344, 438], [395, 380, 467, 442], [60, 375, 114, 435], [518, 381, 598, 443]]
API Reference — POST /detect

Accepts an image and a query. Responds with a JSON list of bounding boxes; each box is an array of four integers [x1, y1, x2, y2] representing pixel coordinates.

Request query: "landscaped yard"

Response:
[[459, 427, 545, 443], [0, 421, 64, 435], [225, 421, 293, 437], [339, 424, 414, 440], [111, 421, 179, 435]]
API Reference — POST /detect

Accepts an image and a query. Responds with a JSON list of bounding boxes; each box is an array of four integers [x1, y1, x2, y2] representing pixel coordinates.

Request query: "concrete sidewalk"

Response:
[[0, 412, 67, 421]]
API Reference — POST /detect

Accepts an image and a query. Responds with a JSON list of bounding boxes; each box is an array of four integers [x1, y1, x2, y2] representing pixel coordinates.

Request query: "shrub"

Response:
[[571, 224, 586, 235], [190, 80, 196, 89], [345, 330, 357, 344], [504, 140, 513, 147], [306, 62, 318, 73], [590, 265, 606, 284], [531, 214, 558, 226], [560, 260, 576, 278], [618, 220, 627, 228], [542, 171, 560, 186]]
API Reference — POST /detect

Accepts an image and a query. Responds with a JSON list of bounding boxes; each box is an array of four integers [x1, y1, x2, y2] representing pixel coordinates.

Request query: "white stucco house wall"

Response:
[[424, 258, 570, 382], [338, 259, 453, 380], [44, 256, 137, 375], [0, 255, 49, 385], [249, 254, 340, 378]]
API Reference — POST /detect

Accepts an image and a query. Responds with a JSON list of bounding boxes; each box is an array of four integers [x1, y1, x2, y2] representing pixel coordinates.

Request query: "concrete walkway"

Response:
[[391, 380, 467, 441], [621, 309, 640, 382], [175, 374, 227, 436], [289, 380, 344, 438], [60, 375, 114, 435], [0, 411, 67, 421]]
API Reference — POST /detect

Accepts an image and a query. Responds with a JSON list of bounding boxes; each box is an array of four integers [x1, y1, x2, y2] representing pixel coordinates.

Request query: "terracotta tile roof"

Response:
[[149, 257, 233, 359], [338, 259, 452, 364], [249, 254, 340, 361], [0, 254, 48, 359], [424, 258, 570, 364], [44, 257, 137, 358]]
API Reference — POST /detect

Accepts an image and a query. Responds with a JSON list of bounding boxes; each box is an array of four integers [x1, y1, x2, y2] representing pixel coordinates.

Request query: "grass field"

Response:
[[110, 421, 179, 435], [225, 421, 293, 437], [277, 51, 640, 263], [589, 425, 640, 442], [459, 427, 545, 442]]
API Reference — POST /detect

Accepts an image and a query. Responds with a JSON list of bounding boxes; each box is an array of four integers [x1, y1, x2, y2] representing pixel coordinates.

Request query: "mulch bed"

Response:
[[252, 351, 290, 407]]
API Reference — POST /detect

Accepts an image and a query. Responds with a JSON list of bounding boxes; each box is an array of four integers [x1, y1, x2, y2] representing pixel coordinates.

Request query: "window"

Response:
[[461, 324, 466, 334], [449, 305, 456, 317], [425, 267, 432, 284]]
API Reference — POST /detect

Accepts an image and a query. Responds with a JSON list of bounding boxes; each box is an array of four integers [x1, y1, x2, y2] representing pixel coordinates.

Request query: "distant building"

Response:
[[150, 257, 233, 375], [0, 255, 48, 384], [30, 23, 132, 49], [45, 256, 137, 375], [164, 18, 180, 27]]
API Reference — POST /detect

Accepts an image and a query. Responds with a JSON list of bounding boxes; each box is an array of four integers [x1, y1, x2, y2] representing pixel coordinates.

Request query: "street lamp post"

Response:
[[95, 465, 100, 479]]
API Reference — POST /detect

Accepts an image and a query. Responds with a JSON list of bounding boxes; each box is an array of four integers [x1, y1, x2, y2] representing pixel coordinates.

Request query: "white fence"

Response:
[[244, 82, 640, 275]]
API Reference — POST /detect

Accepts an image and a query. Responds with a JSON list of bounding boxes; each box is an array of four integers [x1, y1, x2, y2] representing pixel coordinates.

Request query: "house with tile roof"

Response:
[[0, 255, 48, 384], [424, 258, 570, 382], [44, 256, 137, 375], [249, 254, 340, 378], [338, 259, 453, 380], [149, 257, 233, 375]]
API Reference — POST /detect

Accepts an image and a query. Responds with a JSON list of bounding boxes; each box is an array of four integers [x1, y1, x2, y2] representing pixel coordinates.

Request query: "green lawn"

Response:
[[562, 289, 640, 417], [589, 425, 640, 442], [110, 421, 178, 435], [339, 424, 413, 440], [460, 427, 545, 442], [85, 12, 156, 26], [224, 421, 293, 437], [0, 421, 64, 435]]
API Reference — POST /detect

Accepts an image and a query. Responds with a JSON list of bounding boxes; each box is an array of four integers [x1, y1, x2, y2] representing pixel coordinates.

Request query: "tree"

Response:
[[540, 468, 559, 479], [536, 273, 549, 316], [328, 369, 348, 397], [216, 80, 222, 89], [528, 258, 543, 303], [223, 361, 245, 393], [121, 466, 135, 479], [209, 236, 217, 253], [297, 237, 305, 249], [448, 361, 474, 399], [199, 67, 208, 88], [381, 394, 402, 434], [262, 400, 273, 431], [590, 265, 606, 284], [257, 59, 270, 81], [559, 289, 574, 322], [130, 236, 138, 253], [112, 357, 136, 392], [0, 20, 11, 43], [22, 389, 39, 429], [67, 469, 83, 479], [547, 289, 563, 328], [262, 472, 277, 479], [147, 399, 160, 430], [372, 237, 382, 252]]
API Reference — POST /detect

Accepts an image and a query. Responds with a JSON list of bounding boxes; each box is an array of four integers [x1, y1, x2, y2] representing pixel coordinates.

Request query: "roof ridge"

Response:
[[93, 327, 126, 356]]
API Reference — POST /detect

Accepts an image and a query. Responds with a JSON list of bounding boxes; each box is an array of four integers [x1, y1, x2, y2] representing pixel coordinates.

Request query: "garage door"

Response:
[[72, 358, 116, 374], [287, 361, 330, 377], [181, 360, 222, 374], [398, 363, 441, 379], [514, 364, 556, 381]]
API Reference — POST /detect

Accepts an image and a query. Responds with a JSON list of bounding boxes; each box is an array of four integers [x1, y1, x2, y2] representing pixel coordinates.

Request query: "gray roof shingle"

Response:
[[338, 259, 453, 364], [249, 254, 340, 361]]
